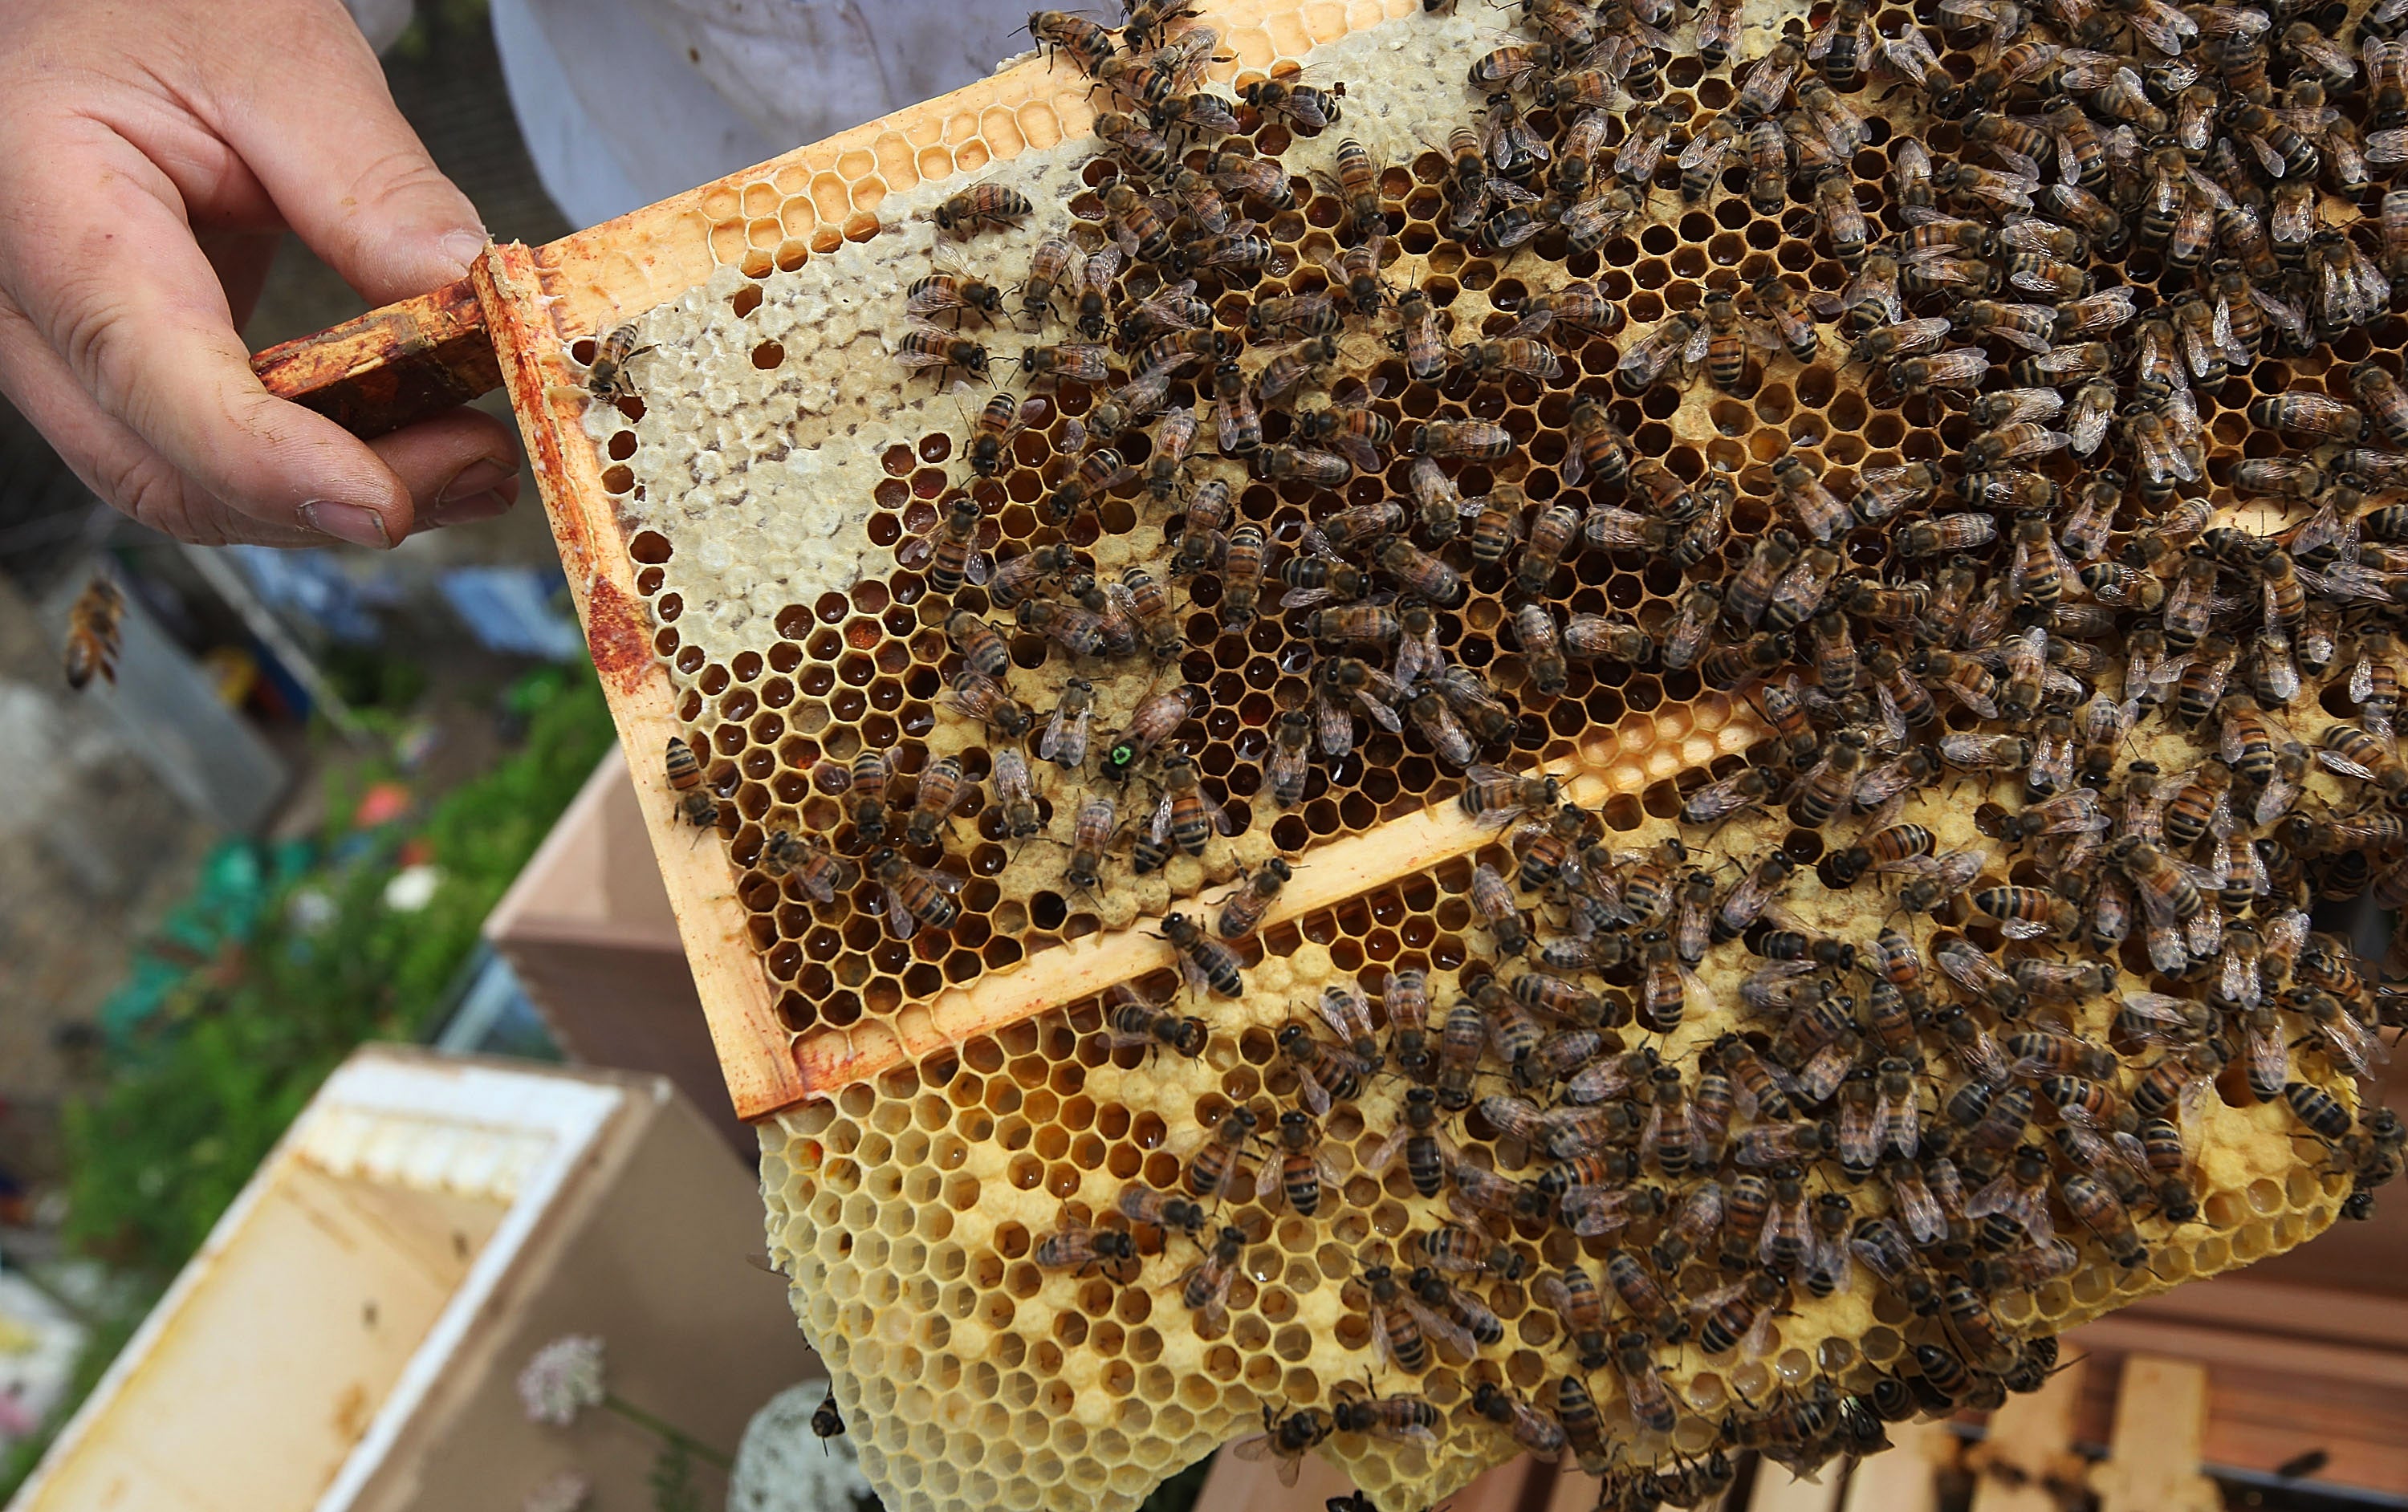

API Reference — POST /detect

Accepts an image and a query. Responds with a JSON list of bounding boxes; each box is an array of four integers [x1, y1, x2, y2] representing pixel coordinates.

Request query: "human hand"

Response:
[[0, 0, 521, 548]]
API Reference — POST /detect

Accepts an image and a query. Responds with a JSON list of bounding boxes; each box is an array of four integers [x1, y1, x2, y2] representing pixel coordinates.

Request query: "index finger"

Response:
[[0, 114, 421, 543]]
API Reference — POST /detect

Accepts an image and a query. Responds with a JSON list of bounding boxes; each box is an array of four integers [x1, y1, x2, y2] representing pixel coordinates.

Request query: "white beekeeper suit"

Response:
[[486, 0, 1033, 230]]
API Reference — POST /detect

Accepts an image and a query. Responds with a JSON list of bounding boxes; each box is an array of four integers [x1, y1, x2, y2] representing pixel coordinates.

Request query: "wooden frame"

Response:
[[245, 0, 1774, 1124]]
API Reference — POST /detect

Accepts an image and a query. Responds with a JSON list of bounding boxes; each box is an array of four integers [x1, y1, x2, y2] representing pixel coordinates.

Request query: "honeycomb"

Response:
[[525, 0, 2408, 1506]]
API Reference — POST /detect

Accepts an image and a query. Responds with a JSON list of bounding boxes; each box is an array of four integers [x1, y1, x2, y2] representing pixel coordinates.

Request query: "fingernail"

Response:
[[440, 457, 516, 502], [299, 500, 393, 549], [425, 489, 513, 527], [439, 229, 490, 276]]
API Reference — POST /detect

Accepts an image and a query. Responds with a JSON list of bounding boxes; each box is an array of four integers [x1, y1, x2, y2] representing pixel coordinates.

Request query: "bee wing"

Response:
[[1675, 961, 1719, 1018], [1888, 1167, 1946, 1243], [1404, 1293, 1479, 1359], [1740, 1303, 1781, 1360], [1356, 689, 1405, 734], [883, 880, 923, 939], [1368, 1300, 1405, 1374], [1177, 949, 1219, 1002], [1333, 434, 1385, 474], [1083, 242, 1126, 288], [1228, 1433, 1277, 1464], [1253, 1164, 1288, 1213], [897, 518, 942, 568], [1531, 1272, 1573, 1318], [1318, 985, 1377, 1046]]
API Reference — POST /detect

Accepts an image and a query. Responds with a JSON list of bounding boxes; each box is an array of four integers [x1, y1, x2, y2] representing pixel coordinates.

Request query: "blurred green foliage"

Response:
[[63, 663, 613, 1270], [0, 662, 613, 1498]]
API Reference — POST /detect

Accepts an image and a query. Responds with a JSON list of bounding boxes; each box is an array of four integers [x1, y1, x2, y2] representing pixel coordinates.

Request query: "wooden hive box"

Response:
[[10, 1047, 811, 1512]]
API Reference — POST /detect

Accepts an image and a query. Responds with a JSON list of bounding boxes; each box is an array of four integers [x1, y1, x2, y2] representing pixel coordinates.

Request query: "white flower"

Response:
[[382, 864, 441, 912], [523, 1471, 592, 1512], [517, 1335, 607, 1425]]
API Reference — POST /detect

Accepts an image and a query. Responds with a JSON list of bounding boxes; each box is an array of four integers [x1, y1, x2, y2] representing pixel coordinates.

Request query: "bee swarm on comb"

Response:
[[575, 0, 2408, 1508]]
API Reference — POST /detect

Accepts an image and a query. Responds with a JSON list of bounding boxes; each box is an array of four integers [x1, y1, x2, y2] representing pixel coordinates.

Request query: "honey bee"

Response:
[[1181, 1104, 1260, 1205], [663, 735, 719, 830], [907, 246, 1007, 327], [1159, 910, 1241, 998], [867, 846, 963, 937], [1007, 236, 1077, 328], [583, 322, 653, 404], [1034, 1212, 1139, 1278], [1147, 750, 1230, 858], [1259, 707, 1315, 811], [1385, 287, 1447, 383], [1971, 884, 2080, 941], [898, 495, 986, 595], [1204, 359, 1262, 455], [2252, 393, 2367, 441], [2316, 721, 2408, 795], [1412, 1223, 1523, 1283], [931, 181, 1032, 237], [900, 755, 966, 850], [1239, 73, 1343, 131], [894, 323, 990, 380], [1231, 1404, 1334, 1488], [1515, 602, 1568, 698], [1473, 860, 1529, 955], [1679, 113, 1743, 203], [1218, 522, 1267, 629], [1199, 857, 1292, 945], [1531, 1262, 1609, 1368], [1367, 1085, 1458, 1198], [1101, 980, 1206, 1059]]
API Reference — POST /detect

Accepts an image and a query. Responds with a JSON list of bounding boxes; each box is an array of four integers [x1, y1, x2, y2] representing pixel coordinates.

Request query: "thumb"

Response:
[[206, 2, 488, 303]]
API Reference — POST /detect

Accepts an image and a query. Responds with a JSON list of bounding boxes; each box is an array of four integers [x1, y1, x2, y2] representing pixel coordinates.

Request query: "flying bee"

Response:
[[51, 567, 136, 697]]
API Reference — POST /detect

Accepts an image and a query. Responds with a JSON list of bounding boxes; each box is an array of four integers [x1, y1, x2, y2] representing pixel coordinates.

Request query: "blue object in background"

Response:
[[437, 567, 586, 661], [226, 547, 397, 645]]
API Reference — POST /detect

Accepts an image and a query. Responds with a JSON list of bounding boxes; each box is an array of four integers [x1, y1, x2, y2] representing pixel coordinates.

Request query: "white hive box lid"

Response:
[[10, 1049, 628, 1512]]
